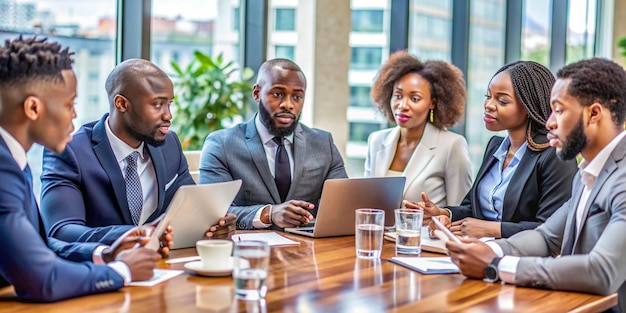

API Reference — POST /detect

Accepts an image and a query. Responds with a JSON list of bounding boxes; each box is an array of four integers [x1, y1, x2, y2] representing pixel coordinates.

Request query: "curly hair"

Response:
[[370, 51, 466, 129], [556, 58, 626, 127], [491, 61, 555, 151], [0, 36, 74, 87]]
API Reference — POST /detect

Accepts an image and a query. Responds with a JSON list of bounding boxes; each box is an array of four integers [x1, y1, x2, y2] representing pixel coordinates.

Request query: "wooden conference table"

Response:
[[0, 232, 617, 313]]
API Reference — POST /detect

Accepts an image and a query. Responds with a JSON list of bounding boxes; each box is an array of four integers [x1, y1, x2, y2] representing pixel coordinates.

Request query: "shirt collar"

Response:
[[0, 126, 27, 170], [254, 113, 294, 145], [493, 136, 527, 163], [579, 130, 626, 188], [105, 117, 146, 163]]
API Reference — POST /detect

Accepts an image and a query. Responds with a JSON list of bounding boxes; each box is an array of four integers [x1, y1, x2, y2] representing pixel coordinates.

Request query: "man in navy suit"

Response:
[[0, 37, 160, 302], [40, 59, 236, 252]]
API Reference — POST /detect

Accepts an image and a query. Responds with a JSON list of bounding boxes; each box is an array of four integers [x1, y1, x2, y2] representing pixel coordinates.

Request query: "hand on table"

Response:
[[271, 200, 315, 228], [450, 218, 501, 238], [446, 237, 496, 279], [101, 227, 162, 281]]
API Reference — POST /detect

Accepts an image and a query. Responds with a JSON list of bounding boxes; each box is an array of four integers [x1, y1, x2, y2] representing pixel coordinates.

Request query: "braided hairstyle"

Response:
[[371, 51, 466, 129], [491, 61, 554, 151], [556, 58, 626, 128], [0, 36, 74, 87]]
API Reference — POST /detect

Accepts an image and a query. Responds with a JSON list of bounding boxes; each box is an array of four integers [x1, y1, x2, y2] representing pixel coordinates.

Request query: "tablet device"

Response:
[[432, 217, 462, 244], [146, 180, 242, 250]]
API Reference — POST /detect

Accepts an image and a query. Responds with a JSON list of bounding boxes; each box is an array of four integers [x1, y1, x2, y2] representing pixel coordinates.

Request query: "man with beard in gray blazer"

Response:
[[199, 58, 347, 230], [446, 58, 626, 312]]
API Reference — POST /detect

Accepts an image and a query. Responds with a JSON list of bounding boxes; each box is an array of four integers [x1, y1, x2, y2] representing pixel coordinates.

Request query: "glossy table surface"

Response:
[[0, 232, 617, 313]]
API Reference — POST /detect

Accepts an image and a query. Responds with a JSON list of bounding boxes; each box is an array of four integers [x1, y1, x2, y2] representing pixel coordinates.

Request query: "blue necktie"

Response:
[[125, 151, 143, 225], [273, 137, 291, 202]]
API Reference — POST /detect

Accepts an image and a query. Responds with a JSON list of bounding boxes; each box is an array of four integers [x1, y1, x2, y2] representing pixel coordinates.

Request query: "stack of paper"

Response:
[[232, 232, 300, 247]]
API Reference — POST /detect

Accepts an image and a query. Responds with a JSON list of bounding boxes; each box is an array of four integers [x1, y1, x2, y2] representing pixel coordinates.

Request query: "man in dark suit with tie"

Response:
[[199, 58, 348, 230], [0, 37, 160, 302], [40, 59, 236, 252], [446, 58, 626, 312]]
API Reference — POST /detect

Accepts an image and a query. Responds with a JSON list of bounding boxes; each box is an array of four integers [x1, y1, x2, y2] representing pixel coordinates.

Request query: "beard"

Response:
[[557, 115, 587, 161], [258, 99, 299, 137], [128, 124, 166, 147]]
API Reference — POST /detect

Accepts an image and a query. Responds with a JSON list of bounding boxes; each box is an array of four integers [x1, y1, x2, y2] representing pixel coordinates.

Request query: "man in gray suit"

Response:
[[446, 58, 626, 311], [199, 58, 347, 230]]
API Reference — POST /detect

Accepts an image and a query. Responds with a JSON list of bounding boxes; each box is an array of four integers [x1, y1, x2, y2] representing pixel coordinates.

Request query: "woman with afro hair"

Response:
[[365, 51, 472, 207]]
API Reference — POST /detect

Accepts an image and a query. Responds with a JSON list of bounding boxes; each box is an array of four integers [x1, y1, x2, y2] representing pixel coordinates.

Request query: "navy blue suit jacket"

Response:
[[0, 137, 124, 302], [40, 114, 195, 244]]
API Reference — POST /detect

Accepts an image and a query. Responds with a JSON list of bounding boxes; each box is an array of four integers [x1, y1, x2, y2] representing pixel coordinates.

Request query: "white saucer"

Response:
[[184, 261, 232, 277]]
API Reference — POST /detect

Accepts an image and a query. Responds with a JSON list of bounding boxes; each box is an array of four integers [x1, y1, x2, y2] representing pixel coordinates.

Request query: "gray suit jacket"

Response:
[[198, 117, 348, 230], [495, 136, 626, 311]]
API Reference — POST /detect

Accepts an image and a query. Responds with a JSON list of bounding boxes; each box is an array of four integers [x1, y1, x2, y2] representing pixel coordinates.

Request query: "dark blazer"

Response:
[[199, 116, 348, 230], [448, 135, 578, 238], [0, 137, 124, 302], [40, 114, 195, 245]]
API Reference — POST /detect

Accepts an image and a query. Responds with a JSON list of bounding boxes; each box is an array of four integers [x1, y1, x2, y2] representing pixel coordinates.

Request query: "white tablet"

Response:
[[146, 180, 242, 250]]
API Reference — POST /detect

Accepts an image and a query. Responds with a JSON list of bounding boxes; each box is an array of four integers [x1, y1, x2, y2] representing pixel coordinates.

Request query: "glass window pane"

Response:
[[352, 9, 384, 32], [408, 0, 452, 62], [275, 45, 295, 60], [566, 0, 596, 63], [275, 8, 296, 31], [466, 0, 506, 171], [521, 0, 552, 66], [350, 47, 383, 70], [350, 86, 374, 107], [0, 0, 117, 197], [349, 122, 383, 142]]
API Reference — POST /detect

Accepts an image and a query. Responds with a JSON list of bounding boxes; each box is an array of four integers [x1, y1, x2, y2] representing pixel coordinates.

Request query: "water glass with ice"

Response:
[[355, 208, 385, 259], [394, 209, 423, 255], [233, 240, 270, 301]]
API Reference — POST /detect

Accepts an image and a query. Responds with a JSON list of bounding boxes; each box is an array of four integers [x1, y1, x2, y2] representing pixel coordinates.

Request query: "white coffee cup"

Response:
[[196, 239, 234, 270]]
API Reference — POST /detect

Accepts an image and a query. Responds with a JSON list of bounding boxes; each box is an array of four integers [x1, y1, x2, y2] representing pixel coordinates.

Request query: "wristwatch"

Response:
[[483, 257, 502, 283]]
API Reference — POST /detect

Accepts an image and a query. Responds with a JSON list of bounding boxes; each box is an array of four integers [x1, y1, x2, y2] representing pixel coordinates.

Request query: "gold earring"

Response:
[[429, 109, 434, 123]]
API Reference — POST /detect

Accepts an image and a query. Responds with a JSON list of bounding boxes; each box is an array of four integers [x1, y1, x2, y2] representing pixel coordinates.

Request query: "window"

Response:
[[566, 0, 597, 63], [351, 47, 383, 70], [352, 10, 384, 33], [349, 122, 383, 142], [233, 7, 240, 31], [521, 0, 552, 66], [350, 86, 373, 108], [275, 45, 295, 60], [275, 8, 295, 31], [408, 0, 453, 62]]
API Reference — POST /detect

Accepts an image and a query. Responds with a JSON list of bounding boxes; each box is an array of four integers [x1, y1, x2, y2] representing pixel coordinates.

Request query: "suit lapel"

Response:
[[501, 149, 540, 222], [403, 124, 437, 196], [245, 119, 281, 203], [91, 116, 134, 224], [146, 144, 166, 220], [561, 178, 583, 255], [374, 128, 400, 177], [290, 125, 305, 201], [470, 137, 503, 220]]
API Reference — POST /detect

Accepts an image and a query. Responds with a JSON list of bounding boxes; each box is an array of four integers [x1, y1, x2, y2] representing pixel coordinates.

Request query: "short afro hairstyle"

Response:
[[0, 36, 74, 87], [370, 51, 466, 129], [556, 58, 626, 127]]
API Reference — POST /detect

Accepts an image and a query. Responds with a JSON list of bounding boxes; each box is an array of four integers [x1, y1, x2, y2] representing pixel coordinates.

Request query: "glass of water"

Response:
[[395, 209, 423, 255], [233, 240, 270, 300], [355, 208, 385, 259]]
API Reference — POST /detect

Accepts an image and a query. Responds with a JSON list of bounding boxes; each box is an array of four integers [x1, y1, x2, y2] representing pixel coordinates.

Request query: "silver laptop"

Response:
[[284, 177, 405, 238], [147, 180, 242, 250]]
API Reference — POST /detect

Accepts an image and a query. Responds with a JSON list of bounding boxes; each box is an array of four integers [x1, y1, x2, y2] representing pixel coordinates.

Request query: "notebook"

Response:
[[284, 177, 405, 238], [146, 180, 242, 250]]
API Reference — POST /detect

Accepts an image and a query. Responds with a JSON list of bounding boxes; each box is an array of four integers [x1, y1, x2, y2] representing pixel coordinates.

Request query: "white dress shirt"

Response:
[[0, 126, 132, 284], [105, 118, 158, 225], [488, 130, 626, 283], [252, 114, 295, 228]]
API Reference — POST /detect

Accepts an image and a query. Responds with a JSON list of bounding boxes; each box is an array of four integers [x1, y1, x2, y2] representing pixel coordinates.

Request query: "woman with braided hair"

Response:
[[365, 51, 473, 207], [406, 61, 578, 238]]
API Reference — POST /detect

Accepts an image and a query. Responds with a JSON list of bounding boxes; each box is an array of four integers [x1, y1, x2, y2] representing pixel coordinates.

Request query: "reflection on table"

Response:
[[0, 232, 617, 313]]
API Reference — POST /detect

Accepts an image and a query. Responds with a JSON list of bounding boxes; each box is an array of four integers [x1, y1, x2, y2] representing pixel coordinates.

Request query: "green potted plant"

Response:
[[619, 36, 626, 57], [170, 51, 254, 150]]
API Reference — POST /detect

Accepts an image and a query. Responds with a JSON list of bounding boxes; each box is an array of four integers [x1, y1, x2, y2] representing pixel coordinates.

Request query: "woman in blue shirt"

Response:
[[406, 61, 578, 238]]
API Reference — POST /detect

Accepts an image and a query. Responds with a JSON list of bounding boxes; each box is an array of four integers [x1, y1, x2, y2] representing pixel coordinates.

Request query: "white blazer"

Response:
[[364, 123, 473, 207]]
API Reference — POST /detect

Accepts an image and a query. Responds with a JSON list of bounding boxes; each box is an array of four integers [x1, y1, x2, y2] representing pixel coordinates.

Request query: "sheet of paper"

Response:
[[128, 269, 184, 287], [166, 256, 201, 264], [390, 257, 459, 274], [232, 232, 300, 246]]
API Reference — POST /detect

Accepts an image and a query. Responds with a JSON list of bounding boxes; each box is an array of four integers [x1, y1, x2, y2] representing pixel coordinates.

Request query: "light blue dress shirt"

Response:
[[477, 137, 527, 221]]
